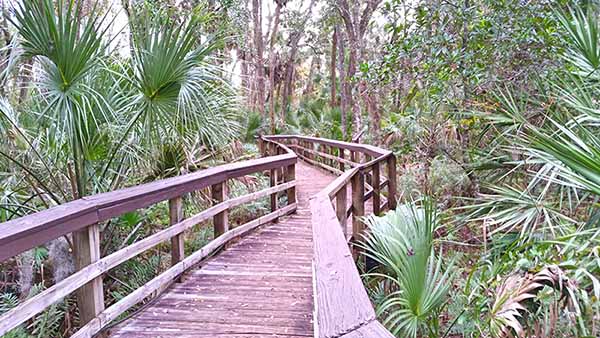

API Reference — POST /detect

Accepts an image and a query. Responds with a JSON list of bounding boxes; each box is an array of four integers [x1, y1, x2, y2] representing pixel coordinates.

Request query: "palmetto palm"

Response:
[[361, 198, 456, 338], [472, 6, 600, 241], [0, 0, 239, 209]]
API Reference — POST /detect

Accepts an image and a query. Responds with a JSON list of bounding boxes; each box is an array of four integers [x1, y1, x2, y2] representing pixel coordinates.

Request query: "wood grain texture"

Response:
[[0, 182, 297, 337], [1, 135, 397, 338], [0, 154, 296, 262], [338, 321, 395, 338], [73, 223, 104, 325], [310, 195, 375, 338], [105, 162, 330, 338]]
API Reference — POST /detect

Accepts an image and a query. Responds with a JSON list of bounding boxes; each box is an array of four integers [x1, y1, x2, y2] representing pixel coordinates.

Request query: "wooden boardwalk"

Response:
[[0, 135, 397, 338], [107, 163, 335, 338]]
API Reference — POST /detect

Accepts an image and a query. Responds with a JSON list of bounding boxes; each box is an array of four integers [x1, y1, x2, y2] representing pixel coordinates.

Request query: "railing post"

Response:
[[387, 155, 397, 210], [350, 150, 357, 163], [285, 163, 296, 205], [169, 196, 184, 266], [329, 146, 335, 167], [258, 137, 265, 156], [338, 147, 345, 171], [372, 162, 381, 215], [212, 181, 228, 237], [336, 184, 348, 238], [73, 224, 104, 325], [364, 155, 372, 185], [270, 168, 279, 222], [351, 169, 365, 242]]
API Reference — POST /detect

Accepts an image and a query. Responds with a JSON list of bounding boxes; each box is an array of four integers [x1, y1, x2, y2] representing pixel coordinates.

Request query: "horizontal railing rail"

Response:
[[261, 134, 397, 338], [0, 139, 297, 338]]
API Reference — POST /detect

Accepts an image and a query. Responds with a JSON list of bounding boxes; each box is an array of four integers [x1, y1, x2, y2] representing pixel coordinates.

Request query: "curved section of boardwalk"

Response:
[[107, 163, 334, 338]]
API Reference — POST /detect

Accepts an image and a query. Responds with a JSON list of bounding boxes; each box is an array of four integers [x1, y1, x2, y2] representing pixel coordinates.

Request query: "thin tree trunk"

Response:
[[330, 27, 337, 109], [252, 0, 265, 117], [268, 0, 283, 133], [337, 29, 348, 139], [336, 0, 382, 137], [303, 56, 317, 96], [280, 0, 316, 120], [0, 1, 11, 96]]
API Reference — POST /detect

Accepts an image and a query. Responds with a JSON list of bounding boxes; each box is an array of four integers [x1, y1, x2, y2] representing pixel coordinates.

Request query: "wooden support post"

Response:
[[277, 147, 284, 182], [350, 150, 357, 163], [365, 155, 372, 185], [387, 155, 398, 210], [351, 170, 365, 241], [372, 162, 381, 215], [285, 164, 296, 205], [336, 184, 348, 238], [73, 224, 104, 325], [328, 146, 335, 167], [258, 137, 265, 156], [169, 197, 184, 266], [339, 148, 345, 171], [270, 168, 279, 222], [212, 181, 228, 237]]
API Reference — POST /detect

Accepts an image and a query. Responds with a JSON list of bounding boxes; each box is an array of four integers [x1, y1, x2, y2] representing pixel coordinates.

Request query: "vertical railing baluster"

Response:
[[212, 181, 228, 237], [336, 183, 348, 239], [364, 154, 372, 186], [285, 163, 296, 205], [270, 167, 279, 222], [372, 162, 381, 215], [169, 196, 184, 266], [339, 147, 345, 171], [351, 169, 365, 245], [73, 224, 104, 324], [387, 155, 397, 210]]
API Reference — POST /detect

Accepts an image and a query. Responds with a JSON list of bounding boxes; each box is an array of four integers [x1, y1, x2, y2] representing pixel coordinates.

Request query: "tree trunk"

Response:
[[337, 29, 348, 140], [280, 0, 316, 120], [0, 2, 11, 96], [336, 0, 382, 137], [330, 27, 337, 109], [268, 0, 283, 133], [252, 0, 265, 117], [303, 56, 318, 96]]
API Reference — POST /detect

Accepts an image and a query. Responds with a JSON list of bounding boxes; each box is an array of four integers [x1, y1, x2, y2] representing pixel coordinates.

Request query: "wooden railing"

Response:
[[0, 138, 297, 338], [261, 135, 396, 338]]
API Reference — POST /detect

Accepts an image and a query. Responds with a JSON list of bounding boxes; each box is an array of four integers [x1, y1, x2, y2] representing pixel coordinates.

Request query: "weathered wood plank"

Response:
[[73, 203, 297, 338], [264, 135, 389, 158], [288, 144, 359, 167], [386, 155, 397, 210], [170, 197, 185, 266], [338, 321, 395, 338], [310, 196, 375, 338], [73, 223, 104, 325], [372, 162, 381, 216], [0, 153, 297, 262], [351, 170, 365, 242], [0, 182, 295, 337], [212, 181, 228, 237]]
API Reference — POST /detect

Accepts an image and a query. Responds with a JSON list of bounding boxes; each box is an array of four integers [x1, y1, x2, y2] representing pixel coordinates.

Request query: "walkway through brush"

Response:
[[0, 135, 397, 338]]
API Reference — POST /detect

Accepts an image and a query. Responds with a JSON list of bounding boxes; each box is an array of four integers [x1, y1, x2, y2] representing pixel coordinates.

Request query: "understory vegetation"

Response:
[[0, 0, 599, 337]]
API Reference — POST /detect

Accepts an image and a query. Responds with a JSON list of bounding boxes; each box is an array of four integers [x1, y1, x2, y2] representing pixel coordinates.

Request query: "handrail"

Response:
[[0, 134, 396, 338], [0, 140, 297, 338], [261, 135, 397, 338]]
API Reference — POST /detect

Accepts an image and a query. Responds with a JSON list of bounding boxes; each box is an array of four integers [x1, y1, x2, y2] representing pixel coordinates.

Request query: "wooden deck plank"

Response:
[[106, 162, 335, 338]]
